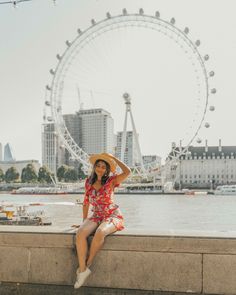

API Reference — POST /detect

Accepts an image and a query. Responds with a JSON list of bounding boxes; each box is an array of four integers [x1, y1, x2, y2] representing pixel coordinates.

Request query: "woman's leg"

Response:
[[76, 219, 98, 272], [86, 221, 117, 268]]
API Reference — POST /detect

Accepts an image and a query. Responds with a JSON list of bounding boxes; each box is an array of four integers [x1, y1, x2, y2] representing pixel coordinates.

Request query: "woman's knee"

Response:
[[94, 227, 107, 240], [76, 228, 89, 240]]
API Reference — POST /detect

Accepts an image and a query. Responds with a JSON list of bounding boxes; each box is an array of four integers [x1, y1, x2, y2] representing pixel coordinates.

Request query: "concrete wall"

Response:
[[0, 232, 236, 294]]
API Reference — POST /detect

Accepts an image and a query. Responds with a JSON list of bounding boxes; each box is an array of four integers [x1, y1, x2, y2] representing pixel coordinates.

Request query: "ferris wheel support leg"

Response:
[[130, 110, 144, 170], [121, 110, 128, 163]]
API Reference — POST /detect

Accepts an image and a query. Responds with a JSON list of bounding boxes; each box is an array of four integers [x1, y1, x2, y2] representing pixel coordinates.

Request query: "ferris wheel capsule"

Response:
[[209, 71, 215, 77], [170, 18, 175, 25], [47, 116, 53, 122], [196, 138, 202, 144], [56, 54, 62, 60], [45, 101, 51, 106], [122, 8, 127, 15], [46, 85, 51, 91], [204, 54, 210, 61], [139, 8, 144, 15], [49, 69, 55, 75], [77, 28, 82, 35], [91, 19, 96, 26], [106, 12, 111, 19], [211, 88, 217, 94], [195, 40, 201, 46], [184, 27, 189, 34], [155, 11, 160, 18], [65, 40, 71, 47], [209, 106, 215, 111], [205, 122, 210, 128]]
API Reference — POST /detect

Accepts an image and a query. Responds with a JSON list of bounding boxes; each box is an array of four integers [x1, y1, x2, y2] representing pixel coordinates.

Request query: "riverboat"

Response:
[[0, 203, 52, 226], [184, 190, 208, 196], [214, 185, 236, 195], [11, 187, 67, 195]]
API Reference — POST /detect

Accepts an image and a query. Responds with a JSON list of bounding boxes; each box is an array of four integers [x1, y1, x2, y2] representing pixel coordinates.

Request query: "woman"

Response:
[[74, 153, 131, 289]]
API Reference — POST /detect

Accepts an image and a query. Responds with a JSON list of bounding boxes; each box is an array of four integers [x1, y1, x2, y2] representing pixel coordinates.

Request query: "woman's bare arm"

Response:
[[107, 154, 131, 185]]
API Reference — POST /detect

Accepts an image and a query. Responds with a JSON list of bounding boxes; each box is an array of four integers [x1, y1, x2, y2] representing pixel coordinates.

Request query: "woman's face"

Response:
[[94, 160, 107, 177]]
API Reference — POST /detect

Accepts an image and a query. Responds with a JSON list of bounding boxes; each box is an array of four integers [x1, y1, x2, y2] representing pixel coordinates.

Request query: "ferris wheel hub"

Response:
[[123, 92, 131, 103]]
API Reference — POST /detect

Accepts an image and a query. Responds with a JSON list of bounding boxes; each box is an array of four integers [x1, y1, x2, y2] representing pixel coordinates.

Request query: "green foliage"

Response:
[[57, 165, 79, 182], [77, 163, 86, 180], [5, 167, 20, 183], [64, 167, 78, 182], [38, 166, 53, 183], [21, 164, 38, 183], [57, 165, 69, 181], [0, 168, 4, 182]]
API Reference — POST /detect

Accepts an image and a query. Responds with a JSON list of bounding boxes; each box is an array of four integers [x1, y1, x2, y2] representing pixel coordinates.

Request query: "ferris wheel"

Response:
[[44, 8, 216, 177]]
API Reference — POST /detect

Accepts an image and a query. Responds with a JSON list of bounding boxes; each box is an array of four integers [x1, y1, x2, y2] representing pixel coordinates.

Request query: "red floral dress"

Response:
[[83, 175, 124, 231]]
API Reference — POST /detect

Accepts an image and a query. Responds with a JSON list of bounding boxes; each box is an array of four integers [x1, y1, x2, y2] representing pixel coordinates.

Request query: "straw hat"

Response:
[[89, 153, 117, 173]]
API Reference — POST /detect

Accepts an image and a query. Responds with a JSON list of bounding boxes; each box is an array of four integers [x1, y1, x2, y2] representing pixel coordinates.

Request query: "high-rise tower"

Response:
[[4, 143, 15, 161]]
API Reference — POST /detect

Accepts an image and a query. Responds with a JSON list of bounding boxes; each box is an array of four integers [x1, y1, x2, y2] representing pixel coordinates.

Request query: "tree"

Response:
[[0, 168, 4, 182], [21, 164, 38, 183], [64, 167, 78, 182], [38, 166, 53, 183], [5, 167, 20, 183], [77, 163, 86, 180], [57, 165, 69, 182]]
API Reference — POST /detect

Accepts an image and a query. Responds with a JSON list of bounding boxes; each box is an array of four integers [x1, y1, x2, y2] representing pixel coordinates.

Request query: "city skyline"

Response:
[[1, 0, 236, 163]]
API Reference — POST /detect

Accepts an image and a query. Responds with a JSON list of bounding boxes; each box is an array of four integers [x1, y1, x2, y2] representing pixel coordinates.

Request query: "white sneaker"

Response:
[[74, 267, 91, 289]]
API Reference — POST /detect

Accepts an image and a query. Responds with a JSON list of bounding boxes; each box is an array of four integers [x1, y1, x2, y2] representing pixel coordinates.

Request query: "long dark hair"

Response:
[[89, 159, 111, 185]]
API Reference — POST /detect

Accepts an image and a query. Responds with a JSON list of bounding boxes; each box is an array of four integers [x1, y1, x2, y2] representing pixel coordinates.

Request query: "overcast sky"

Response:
[[0, 0, 235, 163]]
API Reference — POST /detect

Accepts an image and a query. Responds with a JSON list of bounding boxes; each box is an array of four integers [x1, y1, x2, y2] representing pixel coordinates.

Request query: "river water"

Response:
[[1, 193, 236, 236]]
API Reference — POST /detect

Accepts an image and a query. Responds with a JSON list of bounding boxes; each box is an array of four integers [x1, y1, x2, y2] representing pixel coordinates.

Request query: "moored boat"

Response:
[[214, 185, 236, 195], [11, 187, 66, 195], [0, 203, 52, 226], [184, 190, 208, 196]]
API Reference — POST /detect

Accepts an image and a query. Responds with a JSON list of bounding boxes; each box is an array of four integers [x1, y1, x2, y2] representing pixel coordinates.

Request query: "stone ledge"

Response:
[[1, 232, 236, 294], [1, 232, 236, 255], [0, 232, 74, 248]]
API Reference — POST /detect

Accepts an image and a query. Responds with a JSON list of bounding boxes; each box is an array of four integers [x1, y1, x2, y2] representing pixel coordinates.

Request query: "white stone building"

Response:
[[168, 140, 236, 188]]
